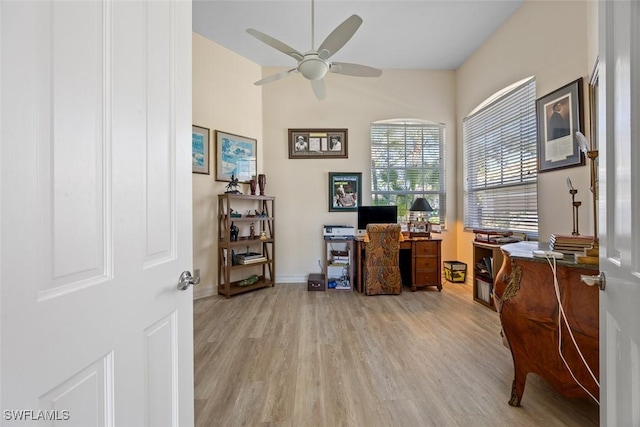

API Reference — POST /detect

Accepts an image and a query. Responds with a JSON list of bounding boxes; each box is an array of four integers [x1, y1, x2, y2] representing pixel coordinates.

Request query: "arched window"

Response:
[[463, 77, 538, 238]]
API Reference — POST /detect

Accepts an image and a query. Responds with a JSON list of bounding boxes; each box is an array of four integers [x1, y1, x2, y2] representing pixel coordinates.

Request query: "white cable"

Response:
[[544, 255, 600, 404]]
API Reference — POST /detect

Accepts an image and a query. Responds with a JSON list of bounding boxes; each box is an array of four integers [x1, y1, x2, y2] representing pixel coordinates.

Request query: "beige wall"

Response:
[[455, 0, 593, 276], [261, 69, 457, 282], [193, 0, 599, 294], [192, 33, 263, 298]]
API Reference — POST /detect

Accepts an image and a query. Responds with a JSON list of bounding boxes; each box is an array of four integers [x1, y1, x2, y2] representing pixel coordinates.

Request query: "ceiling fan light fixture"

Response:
[[298, 56, 329, 80], [246, 3, 380, 98]]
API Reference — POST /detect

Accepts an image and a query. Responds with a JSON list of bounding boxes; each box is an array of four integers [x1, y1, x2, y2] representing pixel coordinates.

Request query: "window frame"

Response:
[[370, 120, 446, 226]]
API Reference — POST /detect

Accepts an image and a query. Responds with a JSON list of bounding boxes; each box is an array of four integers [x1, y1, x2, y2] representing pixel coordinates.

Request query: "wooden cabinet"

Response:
[[411, 239, 442, 291], [494, 241, 599, 406], [217, 194, 275, 298], [323, 238, 354, 290], [472, 241, 504, 310]]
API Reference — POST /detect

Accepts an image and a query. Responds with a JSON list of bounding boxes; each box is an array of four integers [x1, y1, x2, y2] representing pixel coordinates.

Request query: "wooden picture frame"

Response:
[[215, 130, 257, 183], [328, 172, 361, 212], [192, 125, 210, 174], [289, 128, 348, 159], [537, 78, 585, 172]]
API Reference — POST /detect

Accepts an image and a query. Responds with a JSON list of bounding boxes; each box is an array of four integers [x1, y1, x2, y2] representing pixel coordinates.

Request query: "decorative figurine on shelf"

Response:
[[229, 208, 241, 218], [230, 222, 239, 241], [259, 230, 267, 240], [239, 274, 259, 287], [249, 223, 255, 239], [258, 173, 266, 195], [225, 174, 242, 194]]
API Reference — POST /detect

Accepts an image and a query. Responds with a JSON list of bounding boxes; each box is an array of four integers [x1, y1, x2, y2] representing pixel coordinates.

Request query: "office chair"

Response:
[[364, 223, 402, 295]]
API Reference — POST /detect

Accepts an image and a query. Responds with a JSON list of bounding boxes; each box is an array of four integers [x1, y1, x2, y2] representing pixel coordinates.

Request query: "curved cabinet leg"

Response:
[[508, 368, 527, 406], [508, 380, 521, 406]]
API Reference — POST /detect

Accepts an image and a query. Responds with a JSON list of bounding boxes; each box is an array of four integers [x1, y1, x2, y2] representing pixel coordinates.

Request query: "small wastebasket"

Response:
[[444, 261, 467, 283]]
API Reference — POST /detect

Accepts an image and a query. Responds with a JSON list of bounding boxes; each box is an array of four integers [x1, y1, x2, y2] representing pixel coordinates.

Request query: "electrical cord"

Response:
[[543, 255, 600, 404]]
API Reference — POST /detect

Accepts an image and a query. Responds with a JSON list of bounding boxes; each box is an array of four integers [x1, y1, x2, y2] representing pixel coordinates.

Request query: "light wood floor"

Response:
[[194, 282, 599, 427]]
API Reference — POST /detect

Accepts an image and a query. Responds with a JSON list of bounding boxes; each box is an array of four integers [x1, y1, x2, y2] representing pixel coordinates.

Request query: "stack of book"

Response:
[[330, 250, 350, 264], [549, 234, 595, 254], [473, 229, 520, 244], [476, 256, 494, 279], [234, 252, 266, 265]]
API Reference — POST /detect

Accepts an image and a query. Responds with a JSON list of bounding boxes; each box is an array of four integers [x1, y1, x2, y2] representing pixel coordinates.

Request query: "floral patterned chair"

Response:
[[364, 223, 402, 295]]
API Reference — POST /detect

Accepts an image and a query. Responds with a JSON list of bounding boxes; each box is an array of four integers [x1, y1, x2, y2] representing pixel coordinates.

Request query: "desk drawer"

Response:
[[414, 256, 438, 270], [414, 241, 438, 256], [414, 270, 440, 285]]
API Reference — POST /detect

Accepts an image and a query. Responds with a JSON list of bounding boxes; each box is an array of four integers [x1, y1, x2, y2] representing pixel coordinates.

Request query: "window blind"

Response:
[[463, 77, 538, 238], [370, 122, 446, 224]]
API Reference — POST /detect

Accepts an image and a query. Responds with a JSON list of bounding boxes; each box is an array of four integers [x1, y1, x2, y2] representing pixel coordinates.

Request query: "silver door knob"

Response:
[[178, 270, 200, 291], [580, 272, 606, 291]]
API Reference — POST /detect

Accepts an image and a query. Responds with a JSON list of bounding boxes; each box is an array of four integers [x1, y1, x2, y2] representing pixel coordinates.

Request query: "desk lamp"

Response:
[[409, 197, 433, 237]]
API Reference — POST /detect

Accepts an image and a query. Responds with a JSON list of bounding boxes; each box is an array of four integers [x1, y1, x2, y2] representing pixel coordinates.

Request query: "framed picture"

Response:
[[215, 130, 257, 183], [328, 172, 361, 212], [537, 78, 585, 172], [192, 125, 210, 174], [289, 128, 348, 159]]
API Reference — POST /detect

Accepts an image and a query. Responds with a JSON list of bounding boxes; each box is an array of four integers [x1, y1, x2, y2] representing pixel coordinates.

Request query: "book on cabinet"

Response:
[[218, 194, 275, 298]]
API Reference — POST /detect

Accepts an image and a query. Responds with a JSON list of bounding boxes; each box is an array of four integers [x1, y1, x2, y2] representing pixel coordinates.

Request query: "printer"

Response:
[[323, 224, 355, 239]]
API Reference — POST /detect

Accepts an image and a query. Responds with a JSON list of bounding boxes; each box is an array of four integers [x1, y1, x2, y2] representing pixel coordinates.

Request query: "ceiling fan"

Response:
[[246, 0, 382, 100]]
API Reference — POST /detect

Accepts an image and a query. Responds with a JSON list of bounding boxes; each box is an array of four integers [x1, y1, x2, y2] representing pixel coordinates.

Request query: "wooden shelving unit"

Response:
[[472, 241, 504, 311], [217, 194, 275, 298]]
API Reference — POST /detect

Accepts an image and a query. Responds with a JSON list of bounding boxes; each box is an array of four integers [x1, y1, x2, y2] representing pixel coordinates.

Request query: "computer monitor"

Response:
[[357, 205, 398, 231]]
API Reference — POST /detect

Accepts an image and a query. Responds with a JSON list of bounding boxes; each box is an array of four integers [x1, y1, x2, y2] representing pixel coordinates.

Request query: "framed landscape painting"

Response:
[[215, 130, 257, 183], [192, 125, 210, 174]]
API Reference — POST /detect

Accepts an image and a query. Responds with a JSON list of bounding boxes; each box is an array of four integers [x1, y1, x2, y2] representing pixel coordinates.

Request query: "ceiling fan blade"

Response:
[[317, 15, 362, 60], [330, 62, 382, 78], [246, 28, 303, 61], [254, 68, 298, 86], [310, 79, 326, 100]]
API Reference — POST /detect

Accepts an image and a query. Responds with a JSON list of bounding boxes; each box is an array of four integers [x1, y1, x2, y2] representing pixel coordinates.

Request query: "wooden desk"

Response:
[[355, 236, 441, 293], [494, 241, 599, 406]]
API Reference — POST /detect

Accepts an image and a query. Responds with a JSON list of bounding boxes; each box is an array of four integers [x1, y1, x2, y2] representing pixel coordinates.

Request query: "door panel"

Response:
[[145, 313, 178, 427], [1, 1, 193, 426], [39, 353, 114, 427], [38, 0, 110, 298], [145, 0, 175, 266], [599, 0, 640, 424]]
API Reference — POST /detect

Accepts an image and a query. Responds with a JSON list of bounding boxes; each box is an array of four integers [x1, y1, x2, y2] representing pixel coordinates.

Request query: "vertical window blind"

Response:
[[370, 121, 446, 224], [463, 77, 538, 238]]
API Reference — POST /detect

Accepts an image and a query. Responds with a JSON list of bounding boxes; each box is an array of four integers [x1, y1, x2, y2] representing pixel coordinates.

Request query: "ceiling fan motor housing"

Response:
[[298, 54, 329, 80]]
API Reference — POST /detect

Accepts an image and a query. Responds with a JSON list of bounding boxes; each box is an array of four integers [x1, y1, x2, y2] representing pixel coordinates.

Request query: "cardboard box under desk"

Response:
[[308, 273, 325, 291]]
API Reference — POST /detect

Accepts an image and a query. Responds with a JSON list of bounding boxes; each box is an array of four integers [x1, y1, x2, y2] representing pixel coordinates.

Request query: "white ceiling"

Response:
[[192, 0, 524, 70]]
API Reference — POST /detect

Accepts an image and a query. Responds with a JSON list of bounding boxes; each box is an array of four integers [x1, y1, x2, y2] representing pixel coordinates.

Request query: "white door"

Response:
[[0, 1, 194, 426], [598, 1, 640, 425]]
